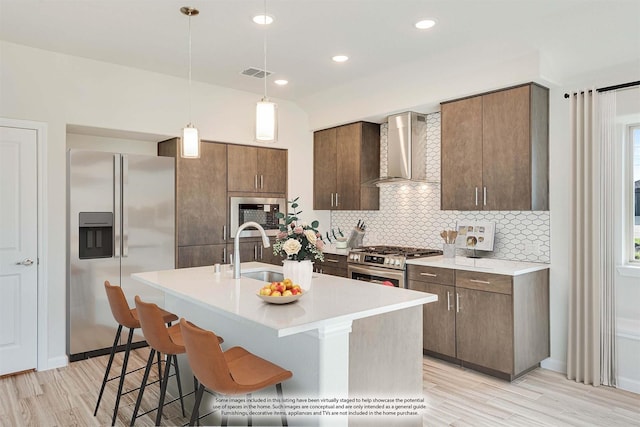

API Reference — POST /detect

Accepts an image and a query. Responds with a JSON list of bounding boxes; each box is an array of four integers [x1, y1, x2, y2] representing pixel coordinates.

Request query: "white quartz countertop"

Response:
[[406, 255, 550, 276], [132, 262, 437, 337]]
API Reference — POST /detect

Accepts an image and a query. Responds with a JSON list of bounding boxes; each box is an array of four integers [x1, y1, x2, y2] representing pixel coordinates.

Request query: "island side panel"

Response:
[[349, 305, 423, 427]]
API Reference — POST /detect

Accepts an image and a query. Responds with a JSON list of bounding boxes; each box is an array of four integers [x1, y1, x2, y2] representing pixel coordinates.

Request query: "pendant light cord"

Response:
[[188, 13, 193, 125], [263, 0, 268, 100]]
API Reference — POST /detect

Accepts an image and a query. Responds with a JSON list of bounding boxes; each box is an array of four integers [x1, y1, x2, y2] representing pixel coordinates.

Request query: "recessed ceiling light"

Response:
[[415, 19, 436, 30], [332, 55, 349, 63], [274, 79, 288, 86], [252, 14, 273, 25]]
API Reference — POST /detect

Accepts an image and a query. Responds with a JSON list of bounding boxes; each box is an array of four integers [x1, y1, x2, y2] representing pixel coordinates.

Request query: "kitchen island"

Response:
[[132, 262, 437, 427]]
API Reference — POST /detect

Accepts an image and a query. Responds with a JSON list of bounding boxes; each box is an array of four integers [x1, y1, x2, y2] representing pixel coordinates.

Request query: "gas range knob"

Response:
[[394, 259, 401, 266]]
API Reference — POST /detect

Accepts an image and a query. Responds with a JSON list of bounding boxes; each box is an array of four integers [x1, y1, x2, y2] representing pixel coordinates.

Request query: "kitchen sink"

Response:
[[242, 270, 284, 283]]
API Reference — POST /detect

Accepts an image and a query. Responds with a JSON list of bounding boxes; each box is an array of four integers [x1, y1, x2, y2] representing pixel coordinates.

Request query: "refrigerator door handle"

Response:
[[121, 154, 129, 257], [114, 154, 121, 258]]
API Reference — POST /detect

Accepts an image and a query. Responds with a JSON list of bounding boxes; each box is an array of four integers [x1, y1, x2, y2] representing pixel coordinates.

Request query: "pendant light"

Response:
[[180, 6, 201, 158], [255, 0, 277, 142]]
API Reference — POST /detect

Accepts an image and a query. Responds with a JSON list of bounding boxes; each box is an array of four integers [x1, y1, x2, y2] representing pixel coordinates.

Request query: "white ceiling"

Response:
[[1, 0, 639, 112]]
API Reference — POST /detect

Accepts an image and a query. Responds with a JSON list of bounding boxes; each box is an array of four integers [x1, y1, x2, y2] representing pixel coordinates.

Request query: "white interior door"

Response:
[[0, 126, 38, 375]]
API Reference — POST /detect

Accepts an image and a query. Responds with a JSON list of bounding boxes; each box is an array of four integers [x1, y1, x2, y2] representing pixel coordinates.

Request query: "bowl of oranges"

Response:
[[257, 278, 304, 304]]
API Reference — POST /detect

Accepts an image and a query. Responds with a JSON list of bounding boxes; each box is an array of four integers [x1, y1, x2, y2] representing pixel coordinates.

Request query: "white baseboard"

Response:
[[540, 357, 566, 374], [617, 376, 640, 395], [41, 355, 68, 371]]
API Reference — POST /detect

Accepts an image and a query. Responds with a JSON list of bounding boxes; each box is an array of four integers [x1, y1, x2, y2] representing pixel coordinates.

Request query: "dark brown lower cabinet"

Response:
[[455, 287, 513, 374], [314, 253, 348, 277], [228, 238, 282, 266], [408, 264, 549, 381], [408, 281, 456, 358], [178, 244, 227, 268]]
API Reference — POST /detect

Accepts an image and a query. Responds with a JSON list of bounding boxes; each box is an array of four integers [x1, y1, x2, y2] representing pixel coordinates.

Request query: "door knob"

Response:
[[16, 258, 35, 266]]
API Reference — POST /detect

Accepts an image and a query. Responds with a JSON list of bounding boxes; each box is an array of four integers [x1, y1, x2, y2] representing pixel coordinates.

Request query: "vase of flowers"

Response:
[[273, 197, 324, 290]]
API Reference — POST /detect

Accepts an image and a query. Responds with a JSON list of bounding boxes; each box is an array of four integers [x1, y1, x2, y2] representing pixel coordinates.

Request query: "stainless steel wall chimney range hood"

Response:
[[369, 111, 434, 185]]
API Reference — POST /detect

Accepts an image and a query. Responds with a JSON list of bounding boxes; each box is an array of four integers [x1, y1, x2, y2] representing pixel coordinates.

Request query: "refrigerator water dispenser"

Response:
[[79, 212, 113, 259]]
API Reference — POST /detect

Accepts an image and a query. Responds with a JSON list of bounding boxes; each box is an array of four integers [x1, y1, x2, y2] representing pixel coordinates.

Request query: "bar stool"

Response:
[[95, 280, 178, 426], [179, 318, 293, 427], [130, 296, 197, 426]]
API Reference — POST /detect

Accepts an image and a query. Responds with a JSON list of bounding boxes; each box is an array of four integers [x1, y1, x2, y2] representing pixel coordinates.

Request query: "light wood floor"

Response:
[[1, 349, 639, 426]]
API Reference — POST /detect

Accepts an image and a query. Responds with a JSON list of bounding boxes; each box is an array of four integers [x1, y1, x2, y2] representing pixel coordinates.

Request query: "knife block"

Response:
[[347, 228, 365, 248]]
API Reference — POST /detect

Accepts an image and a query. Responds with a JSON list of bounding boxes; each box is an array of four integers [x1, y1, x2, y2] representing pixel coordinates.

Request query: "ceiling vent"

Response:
[[241, 67, 272, 79]]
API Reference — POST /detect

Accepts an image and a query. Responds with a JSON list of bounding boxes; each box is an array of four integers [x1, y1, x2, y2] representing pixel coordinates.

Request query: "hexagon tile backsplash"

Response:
[[330, 112, 550, 264]]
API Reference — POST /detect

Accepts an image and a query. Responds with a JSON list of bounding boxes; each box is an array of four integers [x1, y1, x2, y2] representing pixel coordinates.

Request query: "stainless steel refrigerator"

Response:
[[66, 149, 175, 361]]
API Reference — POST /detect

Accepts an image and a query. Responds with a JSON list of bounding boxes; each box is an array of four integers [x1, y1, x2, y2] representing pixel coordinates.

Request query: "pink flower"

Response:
[[316, 240, 324, 250], [294, 226, 303, 234], [277, 231, 288, 240]]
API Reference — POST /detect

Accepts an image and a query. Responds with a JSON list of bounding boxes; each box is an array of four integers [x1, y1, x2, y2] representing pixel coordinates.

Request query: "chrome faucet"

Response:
[[233, 221, 271, 279]]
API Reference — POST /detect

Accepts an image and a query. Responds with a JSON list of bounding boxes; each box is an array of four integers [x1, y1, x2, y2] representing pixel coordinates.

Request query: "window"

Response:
[[632, 125, 640, 261]]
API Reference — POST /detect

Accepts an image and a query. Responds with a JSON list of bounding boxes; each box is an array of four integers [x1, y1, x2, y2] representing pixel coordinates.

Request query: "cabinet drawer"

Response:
[[456, 270, 512, 295], [322, 253, 347, 269], [407, 265, 455, 285], [318, 265, 348, 278]]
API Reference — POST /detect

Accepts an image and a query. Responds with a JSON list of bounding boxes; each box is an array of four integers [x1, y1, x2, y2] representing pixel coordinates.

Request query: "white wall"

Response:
[[0, 40, 328, 369]]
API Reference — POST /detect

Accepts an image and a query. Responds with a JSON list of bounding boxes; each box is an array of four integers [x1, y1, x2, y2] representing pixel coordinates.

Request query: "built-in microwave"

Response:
[[230, 197, 286, 238]]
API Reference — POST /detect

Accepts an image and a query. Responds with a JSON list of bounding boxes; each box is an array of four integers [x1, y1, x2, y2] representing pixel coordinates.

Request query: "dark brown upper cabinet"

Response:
[[227, 145, 287, 194], [441, 83, 549, 211], [313, 121, 380, 210]]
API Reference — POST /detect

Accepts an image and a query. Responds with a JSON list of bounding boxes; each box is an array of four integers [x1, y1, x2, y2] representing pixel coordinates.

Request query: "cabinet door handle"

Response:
[[259, 245, 263, 259], [475, 187, 479, 206], [456, 292, 461, 313], [446, 291, 452, 311], [223, 225, 227, 241], [420, 272, 437, 277], [254, 245, 258, 260], [254, 175, 258, 189], [260, 175, 264, 189], [223, 247, 227, 263], [470, 279, 491, 285], [330, 193, 334, 207], [335, 193, 339, 207], [483, 186, 487, 206], [326, 259, 339, 263]]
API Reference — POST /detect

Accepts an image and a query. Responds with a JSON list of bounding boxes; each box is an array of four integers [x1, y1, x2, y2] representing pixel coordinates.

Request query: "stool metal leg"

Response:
[[111, 327, 135, 426], [188, 383, 205, 426], [129, 348, 156, 427], [172, 354, 186, 417], [276, 382, 288, 427], [246, 392, 253, 426], [94, 324, 122, 416], [156, 349, 162, 389], [155, 353, 173, 426]]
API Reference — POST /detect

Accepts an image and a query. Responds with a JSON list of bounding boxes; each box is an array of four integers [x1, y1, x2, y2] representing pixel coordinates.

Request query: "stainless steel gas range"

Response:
[[347, 245, 442, 289]]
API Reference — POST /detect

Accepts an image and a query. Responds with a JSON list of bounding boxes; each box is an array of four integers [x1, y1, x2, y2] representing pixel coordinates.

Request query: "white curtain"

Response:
[[567, 89, 617, 386], [598, 91, 617, 387]]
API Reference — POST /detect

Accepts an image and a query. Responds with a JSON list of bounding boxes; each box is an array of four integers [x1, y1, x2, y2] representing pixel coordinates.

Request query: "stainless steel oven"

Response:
[[230, 197, 285, 238], [347, 246, 443, 289], [348, 264, 405, 288]]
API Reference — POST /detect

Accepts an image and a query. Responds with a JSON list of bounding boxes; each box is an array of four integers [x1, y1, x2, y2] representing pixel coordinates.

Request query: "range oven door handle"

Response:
[[347, 264, 405, 288]]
